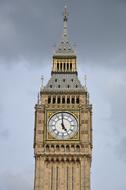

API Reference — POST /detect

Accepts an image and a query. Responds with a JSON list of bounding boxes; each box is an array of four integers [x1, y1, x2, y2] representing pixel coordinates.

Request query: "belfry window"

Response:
[[70, 63, 72, 71], [62, 97, 65, 104], [53, 97, 56, 104], [57, 63, 59, 71], [60, 63, 62, 71], [67, 63, 69, 70], [72, 97, 75, 104], [57, 97, 61, 104], [64, 63, 65, 70], [67, 97, 70, 104], [76, 97, 80, 104], [48, 96, 51, 104]]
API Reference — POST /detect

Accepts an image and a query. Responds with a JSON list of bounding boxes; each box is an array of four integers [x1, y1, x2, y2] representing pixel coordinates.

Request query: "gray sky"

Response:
[[0, 0, 126, 189]]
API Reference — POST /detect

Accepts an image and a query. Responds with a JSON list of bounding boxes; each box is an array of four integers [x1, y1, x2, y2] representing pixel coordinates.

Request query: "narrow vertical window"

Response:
[[72, 97, 75, 104], [76, 97, 80, 104], [57, 63, 59, 71], [67, 63, 69, 70], [70, 63, 72, 71], [64, 63, 65, 71], [62, 97, 65, 104], [57, 97, 60, 104], [67, 97, 70, 104], [60, 63, 62, 71], [53, 97, 56, 104], [48, 96, 51, 104]]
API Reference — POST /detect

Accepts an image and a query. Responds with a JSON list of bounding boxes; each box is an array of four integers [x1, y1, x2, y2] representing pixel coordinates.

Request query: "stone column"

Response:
[[53, 162, 57, 190], [68, 162, 72, 190], [81, 158, 85, 190], [39, 157, 45, 190], [74, 161, 81, 190], [34, 156, 40, 190], [85, 157, 91, 190]]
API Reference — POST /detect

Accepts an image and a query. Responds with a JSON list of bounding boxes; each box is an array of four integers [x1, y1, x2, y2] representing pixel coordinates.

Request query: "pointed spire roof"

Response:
[[54, 6, 76, 57]]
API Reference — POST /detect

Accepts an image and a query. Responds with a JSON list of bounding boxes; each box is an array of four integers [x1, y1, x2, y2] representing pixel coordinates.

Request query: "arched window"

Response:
[[48, 96, 51, 104], [67, 97, 70, 104], [62, 97, 65, 104], [76, 97, 80, 104], [57, 97, 60, 104], [72, 97, 75, 104], [53, 97, 56, 104]]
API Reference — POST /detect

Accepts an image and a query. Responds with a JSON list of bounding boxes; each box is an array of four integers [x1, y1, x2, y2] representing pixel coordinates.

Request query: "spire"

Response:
[[63, 5, 68, 37], [53, 6, 76, 57]]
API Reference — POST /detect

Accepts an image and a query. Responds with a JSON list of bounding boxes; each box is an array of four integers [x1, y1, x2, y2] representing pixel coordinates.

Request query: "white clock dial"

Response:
[[48, 112, 78, 140]]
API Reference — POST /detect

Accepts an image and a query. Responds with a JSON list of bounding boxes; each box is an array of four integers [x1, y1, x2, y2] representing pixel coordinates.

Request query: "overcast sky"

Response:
[[0, 0, 126, 190]]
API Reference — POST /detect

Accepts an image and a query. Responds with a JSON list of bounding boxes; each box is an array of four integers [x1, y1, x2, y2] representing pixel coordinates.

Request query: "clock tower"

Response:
[[34, 6, 92, 190]]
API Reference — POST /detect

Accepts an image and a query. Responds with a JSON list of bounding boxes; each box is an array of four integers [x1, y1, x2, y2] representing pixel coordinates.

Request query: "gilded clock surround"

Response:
[[46, 110, 80, 141], [33, 6, 92, 190]]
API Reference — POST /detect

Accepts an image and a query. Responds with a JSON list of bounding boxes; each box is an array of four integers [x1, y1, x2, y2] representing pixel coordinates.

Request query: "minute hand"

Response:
[[61, 113, 67, 131]]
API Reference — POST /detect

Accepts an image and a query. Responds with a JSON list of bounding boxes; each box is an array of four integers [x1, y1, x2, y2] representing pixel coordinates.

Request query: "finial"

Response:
[[64, 5, 69, 21], [37, 92, 40, 104], [84, 75, 87, 90], [41, 75, 44, 90]]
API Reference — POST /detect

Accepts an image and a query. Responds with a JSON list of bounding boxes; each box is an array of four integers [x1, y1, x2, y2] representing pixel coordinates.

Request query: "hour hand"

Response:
[[61, 122, 67, 131]]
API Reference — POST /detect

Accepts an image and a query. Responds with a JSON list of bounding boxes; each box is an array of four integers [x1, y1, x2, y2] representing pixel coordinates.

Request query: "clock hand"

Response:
[[61, 122, 67, 131], [61, 113, 67, 131]]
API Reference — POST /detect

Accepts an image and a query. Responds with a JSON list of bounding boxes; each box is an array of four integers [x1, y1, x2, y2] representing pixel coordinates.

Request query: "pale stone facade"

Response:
[[33, 6, 92, 190]]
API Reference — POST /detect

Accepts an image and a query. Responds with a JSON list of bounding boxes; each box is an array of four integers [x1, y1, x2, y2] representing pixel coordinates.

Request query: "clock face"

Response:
[[48, 112, 78, 140]]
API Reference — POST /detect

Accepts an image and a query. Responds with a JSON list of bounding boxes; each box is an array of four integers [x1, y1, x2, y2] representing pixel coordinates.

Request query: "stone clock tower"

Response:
[[33, 6, 92, 190]]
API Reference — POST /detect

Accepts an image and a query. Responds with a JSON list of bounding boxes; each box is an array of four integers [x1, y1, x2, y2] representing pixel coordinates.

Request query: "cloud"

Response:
[[0, 0, 126, 67], [115, 137, 126, 162], [0, 129, 9, 139], [0, 171, 33, 190]]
